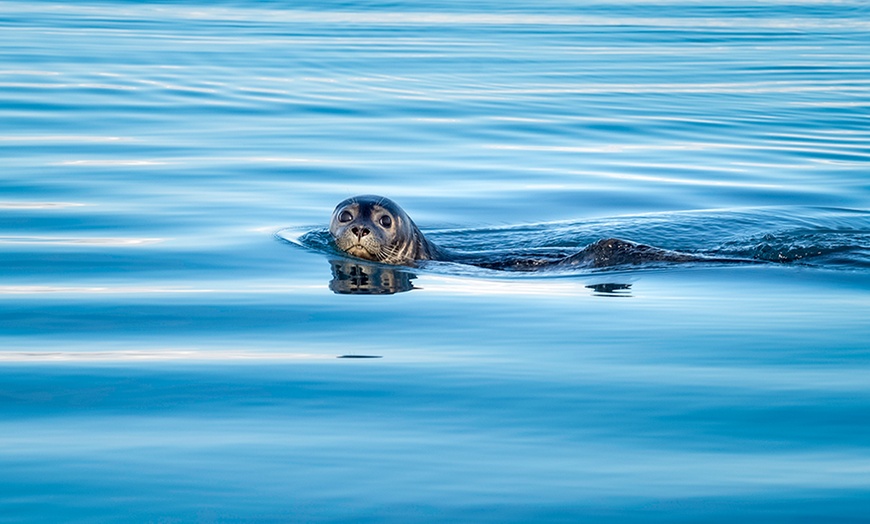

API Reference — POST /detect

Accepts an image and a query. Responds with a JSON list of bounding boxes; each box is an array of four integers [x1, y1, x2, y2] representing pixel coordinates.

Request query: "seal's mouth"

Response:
[[346, 245, 375, 260]]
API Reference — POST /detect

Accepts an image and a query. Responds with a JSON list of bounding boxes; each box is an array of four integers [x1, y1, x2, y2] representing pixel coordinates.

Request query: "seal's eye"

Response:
[[339, 210, 353, 223], [378, 215, 392, 228]]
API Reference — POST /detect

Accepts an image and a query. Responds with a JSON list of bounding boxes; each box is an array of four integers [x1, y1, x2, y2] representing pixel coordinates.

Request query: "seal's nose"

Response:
[[351, 226, 370, 239]]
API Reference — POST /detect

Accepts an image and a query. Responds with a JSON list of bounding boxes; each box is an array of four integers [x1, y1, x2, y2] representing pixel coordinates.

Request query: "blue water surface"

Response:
[[2, 0, 870, 522]]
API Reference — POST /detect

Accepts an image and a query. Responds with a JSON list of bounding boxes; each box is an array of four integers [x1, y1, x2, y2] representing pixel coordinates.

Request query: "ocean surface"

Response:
[[2, 0, 870, 521]]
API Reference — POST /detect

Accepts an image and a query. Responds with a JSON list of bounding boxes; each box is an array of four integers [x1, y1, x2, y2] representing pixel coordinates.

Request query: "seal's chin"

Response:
[[346, 245, 376, 260]]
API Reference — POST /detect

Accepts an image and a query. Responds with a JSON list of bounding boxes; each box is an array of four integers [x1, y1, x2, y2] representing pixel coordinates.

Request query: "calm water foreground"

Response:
[[2, 1, 870, 522]]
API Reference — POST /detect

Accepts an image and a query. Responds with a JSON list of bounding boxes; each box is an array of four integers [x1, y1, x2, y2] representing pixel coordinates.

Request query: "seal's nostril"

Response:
[[360, 227, 370, 237], [352, 226, 370, 239]]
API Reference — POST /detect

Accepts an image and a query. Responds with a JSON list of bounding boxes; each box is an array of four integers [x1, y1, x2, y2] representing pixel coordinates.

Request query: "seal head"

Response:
[[329, 195, 440, 265]]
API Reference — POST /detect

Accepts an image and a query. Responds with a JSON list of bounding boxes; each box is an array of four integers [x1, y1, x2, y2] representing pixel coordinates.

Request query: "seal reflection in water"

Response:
[[329, 259, 416, 295], [329, 194, 719, 270]]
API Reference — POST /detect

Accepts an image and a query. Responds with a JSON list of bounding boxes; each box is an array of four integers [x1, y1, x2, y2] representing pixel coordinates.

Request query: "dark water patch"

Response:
[[586, 282, 632, 297]]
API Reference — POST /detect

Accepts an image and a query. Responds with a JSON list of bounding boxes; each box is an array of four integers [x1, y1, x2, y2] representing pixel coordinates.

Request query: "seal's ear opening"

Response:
[[328, 259, 415, 295]]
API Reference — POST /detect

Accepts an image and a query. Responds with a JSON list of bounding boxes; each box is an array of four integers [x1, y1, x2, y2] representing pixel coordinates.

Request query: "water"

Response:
[[2, 1, 870, 521]]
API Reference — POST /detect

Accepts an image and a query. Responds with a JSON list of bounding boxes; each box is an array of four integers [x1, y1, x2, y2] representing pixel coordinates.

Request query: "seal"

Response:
[[329, 195, 443, 265], [329, 195, 742, 270]]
